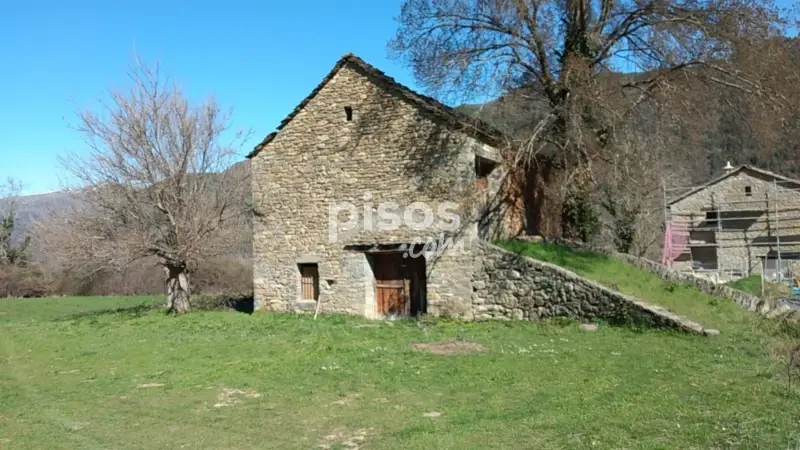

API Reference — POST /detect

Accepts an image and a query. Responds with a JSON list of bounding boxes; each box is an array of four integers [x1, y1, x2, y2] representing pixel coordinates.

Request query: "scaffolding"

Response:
[[663, 174, 800, 286]]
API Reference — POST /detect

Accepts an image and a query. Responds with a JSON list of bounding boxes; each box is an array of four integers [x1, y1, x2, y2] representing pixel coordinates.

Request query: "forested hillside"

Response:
[[457, 36, 800, 186]]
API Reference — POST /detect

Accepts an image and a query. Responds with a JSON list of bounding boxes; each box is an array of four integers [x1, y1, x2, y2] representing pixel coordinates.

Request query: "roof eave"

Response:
[[246, 132, 277, 159], [667, 166, 746, 206], [667, 165, 800, 206]]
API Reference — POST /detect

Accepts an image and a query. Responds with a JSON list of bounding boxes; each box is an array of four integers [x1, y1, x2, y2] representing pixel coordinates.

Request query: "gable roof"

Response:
[[668, 165, 800, 206], [247, 53, 507, 159]]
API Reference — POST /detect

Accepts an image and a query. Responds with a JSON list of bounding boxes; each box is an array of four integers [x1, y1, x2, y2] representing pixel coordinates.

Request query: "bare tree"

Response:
[[38, 60, 251, 313], [0, 178, 30, 266], [596, 123, 685, 256], [390, 0, 793, 238]]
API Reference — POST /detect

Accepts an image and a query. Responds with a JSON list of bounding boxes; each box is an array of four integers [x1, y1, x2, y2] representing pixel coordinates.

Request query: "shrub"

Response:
[[193, 293, 254, 313], [191, 257, 253, 296], [46, 257, 252, 297], [0, 265, 50, 298], [562, 189, 600, 243]]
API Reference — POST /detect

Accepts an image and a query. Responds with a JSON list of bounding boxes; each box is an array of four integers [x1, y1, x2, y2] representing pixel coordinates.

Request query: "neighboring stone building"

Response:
[[668, 164, 800, 281], [248, 54, 515, 318]]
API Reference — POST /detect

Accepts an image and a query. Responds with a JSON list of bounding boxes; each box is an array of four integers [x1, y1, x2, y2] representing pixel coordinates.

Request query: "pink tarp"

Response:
[[661, 221, 690, 267]]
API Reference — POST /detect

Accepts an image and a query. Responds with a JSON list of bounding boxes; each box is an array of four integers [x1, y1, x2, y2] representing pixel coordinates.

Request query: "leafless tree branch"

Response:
[[35, 59, 252, 313]]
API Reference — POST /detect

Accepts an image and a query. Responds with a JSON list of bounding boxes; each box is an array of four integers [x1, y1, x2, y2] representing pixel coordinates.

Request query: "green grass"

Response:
[[728, 275, 793, 301], [2, 288, 800, 448], [0, 295, 160, 325]]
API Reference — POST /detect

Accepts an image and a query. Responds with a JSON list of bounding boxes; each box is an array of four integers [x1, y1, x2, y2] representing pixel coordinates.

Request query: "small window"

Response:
[[344, 106, 353, 121], [705, 211, 719, 228], [475, 156, 497, 189], [745, 186, 752, 197], [299, 264, 319, 300]]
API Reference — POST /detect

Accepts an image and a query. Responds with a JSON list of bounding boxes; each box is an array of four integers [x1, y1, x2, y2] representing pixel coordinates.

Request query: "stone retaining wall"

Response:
[[527, 237, 770, 315], [472, 244, 711, 334], [610, 251, 767, 313]]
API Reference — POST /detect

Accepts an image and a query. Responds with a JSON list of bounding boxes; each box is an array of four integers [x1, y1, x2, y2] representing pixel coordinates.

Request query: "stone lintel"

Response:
[[296, 254, 322, 264], [475, 144, 501, 163]]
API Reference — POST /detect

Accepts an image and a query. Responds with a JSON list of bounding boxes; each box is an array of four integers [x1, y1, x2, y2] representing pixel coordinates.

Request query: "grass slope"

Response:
[[1, 293, 800, 449], [728, 275, 793, 301], [498, 241, 762, 330]]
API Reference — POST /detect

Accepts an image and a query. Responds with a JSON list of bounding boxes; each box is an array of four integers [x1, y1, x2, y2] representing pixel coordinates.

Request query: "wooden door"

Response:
[[372, 253, 410, 316]]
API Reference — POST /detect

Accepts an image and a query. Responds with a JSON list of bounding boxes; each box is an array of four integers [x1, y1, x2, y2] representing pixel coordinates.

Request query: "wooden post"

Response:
[[313, 296, 322, 320], [761, 258, 765, 298], [713, 192, 722, 279]]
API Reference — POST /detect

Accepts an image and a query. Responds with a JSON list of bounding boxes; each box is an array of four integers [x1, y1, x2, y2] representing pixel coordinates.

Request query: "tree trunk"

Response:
[[165, 263, 191, 314]]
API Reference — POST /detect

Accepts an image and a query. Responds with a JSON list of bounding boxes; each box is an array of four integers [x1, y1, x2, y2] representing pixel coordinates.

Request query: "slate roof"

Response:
[[247, 53, 507, 159]]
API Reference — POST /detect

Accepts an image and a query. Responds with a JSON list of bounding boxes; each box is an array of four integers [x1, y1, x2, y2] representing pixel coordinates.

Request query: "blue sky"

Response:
[[0, 0, 411, 194], [2, 1, 797, 194]]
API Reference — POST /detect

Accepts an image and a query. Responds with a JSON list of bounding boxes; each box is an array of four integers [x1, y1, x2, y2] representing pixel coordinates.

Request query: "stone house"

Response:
[[245, 53, 715, 331], [668, 164, 800, 281], [247, 54, 516, 319]]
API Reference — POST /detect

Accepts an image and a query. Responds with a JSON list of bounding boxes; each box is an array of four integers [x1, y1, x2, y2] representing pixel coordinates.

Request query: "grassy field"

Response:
[[2, 258, 800, 448]]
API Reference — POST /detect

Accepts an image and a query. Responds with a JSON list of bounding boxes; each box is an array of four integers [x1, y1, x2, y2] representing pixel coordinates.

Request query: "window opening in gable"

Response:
[[475, 156, 497, 190]]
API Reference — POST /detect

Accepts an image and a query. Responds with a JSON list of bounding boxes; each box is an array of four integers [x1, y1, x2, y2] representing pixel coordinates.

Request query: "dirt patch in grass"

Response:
[[213, 388, 261, 408], [317, 427, 371, 449], [330, 393, 361, 406], [411, 340, 485, 355]]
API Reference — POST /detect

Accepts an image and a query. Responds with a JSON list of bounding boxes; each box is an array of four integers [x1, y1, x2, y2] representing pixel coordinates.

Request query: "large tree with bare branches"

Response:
[[390, 0, 794, 241], [38, 61, 251, 313]]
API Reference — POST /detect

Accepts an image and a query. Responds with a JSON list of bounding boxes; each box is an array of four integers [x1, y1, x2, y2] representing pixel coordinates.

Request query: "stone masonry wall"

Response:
[[251, 62, 501, 319], [472, 244, 709, 333]]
